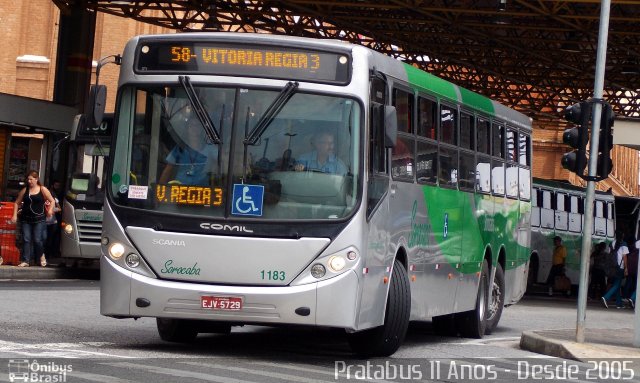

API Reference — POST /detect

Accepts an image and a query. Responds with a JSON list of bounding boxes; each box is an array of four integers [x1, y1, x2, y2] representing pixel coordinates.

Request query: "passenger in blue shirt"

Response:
[[294, 131, 347, 175]]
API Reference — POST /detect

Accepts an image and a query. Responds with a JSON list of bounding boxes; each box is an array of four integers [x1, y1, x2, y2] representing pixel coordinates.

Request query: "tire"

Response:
[[156, 318, 198, 343], [347, 259, 411, 357], [485, 263, 505, 334], [456, 260, 488, 338]]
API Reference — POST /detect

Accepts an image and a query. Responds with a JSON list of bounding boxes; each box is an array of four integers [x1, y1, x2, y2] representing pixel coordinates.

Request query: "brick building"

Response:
[[0, 0, 637, 199], [0, 1, 173, 200]]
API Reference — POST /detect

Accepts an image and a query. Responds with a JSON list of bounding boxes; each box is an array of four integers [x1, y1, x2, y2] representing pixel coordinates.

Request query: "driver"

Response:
[[294, 131, 347, 175], [159, 115, 218, 185]]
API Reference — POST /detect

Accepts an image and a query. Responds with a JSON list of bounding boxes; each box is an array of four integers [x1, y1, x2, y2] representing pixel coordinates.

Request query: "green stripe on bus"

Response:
[[403, 63, 458, 101], [459, 87, 495, 116], [423, 185, 530, 273]]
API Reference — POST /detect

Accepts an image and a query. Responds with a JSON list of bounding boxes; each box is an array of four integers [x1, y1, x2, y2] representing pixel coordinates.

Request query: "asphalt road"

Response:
[[0, 280, 637, 382]]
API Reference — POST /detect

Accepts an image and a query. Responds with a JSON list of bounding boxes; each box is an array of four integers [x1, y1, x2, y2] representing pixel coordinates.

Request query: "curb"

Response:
[[520, 330, 577, 360]]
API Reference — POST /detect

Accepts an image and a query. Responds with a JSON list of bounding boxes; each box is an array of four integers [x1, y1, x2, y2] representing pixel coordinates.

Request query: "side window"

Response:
[[391, 89, 415, 182], [531, 188, 541, 227], [459, 151, 475, 191], [568, 195, 582, 233], [519, 133, 530, 166], [416, 140, 438, 184], [506, 129, 518, 162], [477, 118, 491, 155], [555, 192, 568, 231], [594, 200, 607, 236], [370, 103, 387, 173], [440, 104, 457, 145], [607, 202, 615, 237], [417, 96, 437, 140], [392, 137, 415, 181], [393, 89, 413, 134], [541, 190, 554, 229], [492, 123, 505, 159], [460, 112, 474, 151], [518, 132, 531, 200], [491, 123, 505, 196], [505, 129, 518, 198], [491, 159, 504, 196], [459, 111, 475, 191], [476, 155, 491, 193], [439, 146, 458, 188], [367, 77, 388, 218], [417, 96, 438, 185]]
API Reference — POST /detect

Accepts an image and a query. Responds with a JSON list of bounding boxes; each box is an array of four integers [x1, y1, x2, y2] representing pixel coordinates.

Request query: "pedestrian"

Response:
[[9, 171, 56, 267], [602, 230, 629, 309], [589, 242, 608, 299], [546, 236, 567, 296]]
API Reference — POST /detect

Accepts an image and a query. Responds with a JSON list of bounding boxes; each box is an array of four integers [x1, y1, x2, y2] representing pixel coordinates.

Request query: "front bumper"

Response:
[[100, 256, 360, 329]]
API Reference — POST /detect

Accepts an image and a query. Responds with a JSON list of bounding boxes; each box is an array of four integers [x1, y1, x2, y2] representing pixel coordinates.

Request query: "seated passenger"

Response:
[[294, 131, 347, 175]]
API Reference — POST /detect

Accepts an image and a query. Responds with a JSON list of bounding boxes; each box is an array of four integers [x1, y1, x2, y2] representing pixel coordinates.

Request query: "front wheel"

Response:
[[485, 263, 505, 334], [347, 259, 411, 357], [456, 260, 488, 338]]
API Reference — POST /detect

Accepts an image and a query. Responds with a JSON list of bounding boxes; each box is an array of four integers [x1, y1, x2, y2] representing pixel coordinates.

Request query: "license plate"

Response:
[[201, 296, 242, 311]]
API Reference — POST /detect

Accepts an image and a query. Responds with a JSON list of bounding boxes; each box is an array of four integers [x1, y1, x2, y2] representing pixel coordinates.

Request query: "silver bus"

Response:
[[528, 178, 615, 289], [60, 114, 111, 260], [100, 33, 532, 356]]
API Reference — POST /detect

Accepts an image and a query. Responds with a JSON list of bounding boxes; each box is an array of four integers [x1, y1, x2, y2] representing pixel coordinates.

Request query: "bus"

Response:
[[60, 114, 111, 261], [528, 178, 615, 291], [99, 33, 532, 356]]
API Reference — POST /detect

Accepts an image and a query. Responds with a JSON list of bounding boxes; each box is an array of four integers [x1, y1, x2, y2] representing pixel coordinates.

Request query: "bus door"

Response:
[[359, 76, 393, 328]]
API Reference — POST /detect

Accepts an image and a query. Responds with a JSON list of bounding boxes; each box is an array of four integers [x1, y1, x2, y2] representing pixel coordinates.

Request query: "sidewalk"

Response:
[[0, 263, 99, 279]]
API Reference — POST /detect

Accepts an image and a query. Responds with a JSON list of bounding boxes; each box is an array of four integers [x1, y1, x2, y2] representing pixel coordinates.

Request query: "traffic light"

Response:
[[561, 101, 591, 175], [597, 102, 614, 179]]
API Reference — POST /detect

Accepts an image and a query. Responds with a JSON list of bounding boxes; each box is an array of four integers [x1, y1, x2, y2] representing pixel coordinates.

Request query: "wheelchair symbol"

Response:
[[232, 184, 264, 216], [235, 186, 259, 213]]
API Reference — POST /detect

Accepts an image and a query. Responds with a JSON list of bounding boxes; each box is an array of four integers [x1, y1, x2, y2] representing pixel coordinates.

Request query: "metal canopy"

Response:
[[52, 0, 640, 128]]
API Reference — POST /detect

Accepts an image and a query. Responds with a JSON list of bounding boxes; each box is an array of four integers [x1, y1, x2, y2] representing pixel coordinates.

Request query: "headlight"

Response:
[[64, 224, 73, 235], [108, 242, 125, 259], [125, 253, 140, 268], [328, 256, 346, 272], [310, 263, 326, 278]]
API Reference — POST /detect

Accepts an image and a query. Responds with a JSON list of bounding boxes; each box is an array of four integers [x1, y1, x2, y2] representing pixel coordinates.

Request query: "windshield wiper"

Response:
[[178, 75, 221, 144], [244, 81, 298, 146]]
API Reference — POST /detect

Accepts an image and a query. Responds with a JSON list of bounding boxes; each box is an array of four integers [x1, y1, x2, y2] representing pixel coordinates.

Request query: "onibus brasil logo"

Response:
[[7, 359, 72, 382]]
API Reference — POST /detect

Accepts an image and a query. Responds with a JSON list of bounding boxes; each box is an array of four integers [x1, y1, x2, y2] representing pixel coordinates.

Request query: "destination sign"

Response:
[[155, 184, 223, 207], [77, 115, 113, 139], [135, 41, 351, 84]]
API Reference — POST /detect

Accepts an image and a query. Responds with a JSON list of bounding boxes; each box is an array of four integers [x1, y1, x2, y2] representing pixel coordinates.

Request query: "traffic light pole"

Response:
[[576, 0, 610, 344]]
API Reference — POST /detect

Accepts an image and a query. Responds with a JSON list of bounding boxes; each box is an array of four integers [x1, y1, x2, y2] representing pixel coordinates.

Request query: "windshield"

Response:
[[110, 85, 361, 220], [68, 142, 109, 202]]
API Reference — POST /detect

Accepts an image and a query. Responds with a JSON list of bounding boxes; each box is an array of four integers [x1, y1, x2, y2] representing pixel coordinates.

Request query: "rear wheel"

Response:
[[156, 318, 198, 343], [347, 259, 411, 357], [485, 263, 505, 334], [456, 260, 488, 338]]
